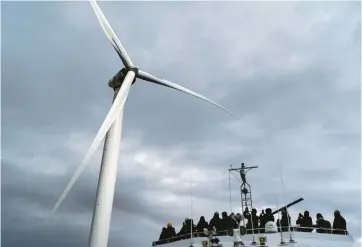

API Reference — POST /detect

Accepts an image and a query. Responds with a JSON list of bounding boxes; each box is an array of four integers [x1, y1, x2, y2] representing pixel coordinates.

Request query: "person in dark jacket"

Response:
[[264, 208, 275, 223], [299, 211, 313, 232], [316, 213, 331, 234], [296, 213, 303, 232], [259, 210, 266, 233], [277, 209, 291, 232], [296, 213, 303, 225], [159, 227, 167, 240], [245, 208, 258, 233], [177, 218, 195, 238], [243, 207, 252, 233], [243, 207, 251, 222], [230, 213, 243, 229], [229, 212, 235, 221], [165, 222, 176, 239], [209, 212, 222, 231], [196, 216, 209, 235], [219, 211, 233, 235], [246, 208, 259, 233], [332, 210, 347, 235]]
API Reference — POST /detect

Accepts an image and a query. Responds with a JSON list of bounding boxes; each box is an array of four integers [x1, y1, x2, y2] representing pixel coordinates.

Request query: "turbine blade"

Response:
[[137, 70, 238, 119], [89, 0, 134, 68], [47, 72, 135, 221]]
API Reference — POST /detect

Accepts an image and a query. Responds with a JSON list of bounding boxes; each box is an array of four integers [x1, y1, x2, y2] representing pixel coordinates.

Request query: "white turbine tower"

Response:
[[49, 1, 238, 247]]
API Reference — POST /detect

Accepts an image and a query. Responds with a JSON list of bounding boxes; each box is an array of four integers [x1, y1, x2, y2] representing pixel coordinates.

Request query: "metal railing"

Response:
[[152, 225, 349, 246], [292, 225, 349, 235], [152, 229, 229, 246]]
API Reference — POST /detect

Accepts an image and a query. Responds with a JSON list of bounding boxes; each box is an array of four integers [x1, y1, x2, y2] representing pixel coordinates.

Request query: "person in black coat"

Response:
[[178, 218, 196, 238], [159, 227, 167, 240], [264, 208, 275, 223], [209, 212, 222, 231], [299, 211, 313, 232], [277, 209, 291, 232], [219, 211, 233, 235], [316, 213, 331, 234], [247, 208, 259, 233], [165, 222, 176, 239], [196, 216, 209, 235], [259, 210, 266, 233], [332, 210, 347, 235]]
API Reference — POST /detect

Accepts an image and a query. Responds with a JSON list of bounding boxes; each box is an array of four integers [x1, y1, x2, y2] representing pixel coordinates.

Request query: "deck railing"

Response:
[[152, 225, 349, 246]]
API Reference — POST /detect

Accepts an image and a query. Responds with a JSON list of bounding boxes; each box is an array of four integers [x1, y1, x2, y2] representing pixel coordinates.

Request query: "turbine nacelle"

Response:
[[108, 67, 139, 89]]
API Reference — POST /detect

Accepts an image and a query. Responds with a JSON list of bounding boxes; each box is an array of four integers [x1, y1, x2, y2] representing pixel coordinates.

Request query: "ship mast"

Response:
[[229, 163, 258, 226]]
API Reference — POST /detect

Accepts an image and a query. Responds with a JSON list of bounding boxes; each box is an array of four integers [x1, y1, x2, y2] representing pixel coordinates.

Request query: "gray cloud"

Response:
[[2, 1, 360, 247]]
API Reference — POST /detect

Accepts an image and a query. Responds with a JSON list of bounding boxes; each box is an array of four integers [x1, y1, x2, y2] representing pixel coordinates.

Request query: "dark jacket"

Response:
[[277, 211, 291, 232], [333, 212, 347, 235], [219, 212, 233, 231], [178, 219, 196, 236], [164, 226, 176, 238], [209, 213, 222, 231], [159, 227, 167, 240], [196, 216, 209, 232], [316, 219, 331, 234], [264, 208, 275, 223], [299, 211, 313, 232]]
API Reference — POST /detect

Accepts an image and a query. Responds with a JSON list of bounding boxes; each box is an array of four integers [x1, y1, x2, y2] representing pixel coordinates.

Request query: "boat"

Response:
[[151, 163, 355, 247]]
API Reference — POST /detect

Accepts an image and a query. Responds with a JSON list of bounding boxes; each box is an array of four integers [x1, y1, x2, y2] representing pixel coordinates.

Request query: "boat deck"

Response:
[[153, 231, 354, 247]]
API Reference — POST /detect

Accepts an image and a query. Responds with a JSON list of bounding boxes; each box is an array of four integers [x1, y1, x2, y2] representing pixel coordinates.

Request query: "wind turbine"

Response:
[[49, 1, 238, 247]]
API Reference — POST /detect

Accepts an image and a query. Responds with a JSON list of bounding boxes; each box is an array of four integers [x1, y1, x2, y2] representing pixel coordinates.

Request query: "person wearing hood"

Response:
[[316, 213, 331, 234], [246, 208, 259, 233], [332, 210, 347, 235], [299, 211, 313, 232], [295, 213, 304, 232], [277, 209, 291, 232], [177, 221, 185, 236], [259, 210, 266, 233], [209, 212, 222, 231], [243, 207, 251, 222], [243, 207, 252, 233], [196, 216, 209, 236], [219, 211, 233, 235], [229, 212, 235, 220], [264, 208, 275, 223], [296, 213, 303, 224], [177, 218, 195, 238], [229, 213, 242, 229], [244, 208, 258, 233], [159, 227, 167, 241]]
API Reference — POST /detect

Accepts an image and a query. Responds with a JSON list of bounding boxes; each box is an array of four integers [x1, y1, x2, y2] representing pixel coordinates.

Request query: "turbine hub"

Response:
[[108, 67, 139, 89], [128, 66, 139, 75]]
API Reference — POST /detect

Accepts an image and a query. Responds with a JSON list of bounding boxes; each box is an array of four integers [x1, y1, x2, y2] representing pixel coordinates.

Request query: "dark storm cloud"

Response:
[[2, 158, 180, 246], [3, 1, 360, 145], [2, 1, 360, 247], [2, 159, 176, 221]]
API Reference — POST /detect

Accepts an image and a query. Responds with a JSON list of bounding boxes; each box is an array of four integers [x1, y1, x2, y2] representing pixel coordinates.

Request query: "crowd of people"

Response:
[[157, 208, 348, 244], [295, 210, 347, 234]]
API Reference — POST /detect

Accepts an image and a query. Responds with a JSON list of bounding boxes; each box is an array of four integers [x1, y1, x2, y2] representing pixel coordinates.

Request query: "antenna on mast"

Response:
[[278, 164, 296, 244], [229, 162, 258, 245], [276, 196, 286, 246], [189, 174, 194, 247], [228, 165, 233, 213]]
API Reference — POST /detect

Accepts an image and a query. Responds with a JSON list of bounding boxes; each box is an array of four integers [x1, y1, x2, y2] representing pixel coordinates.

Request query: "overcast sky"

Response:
[[2, 1, 361, 247]]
